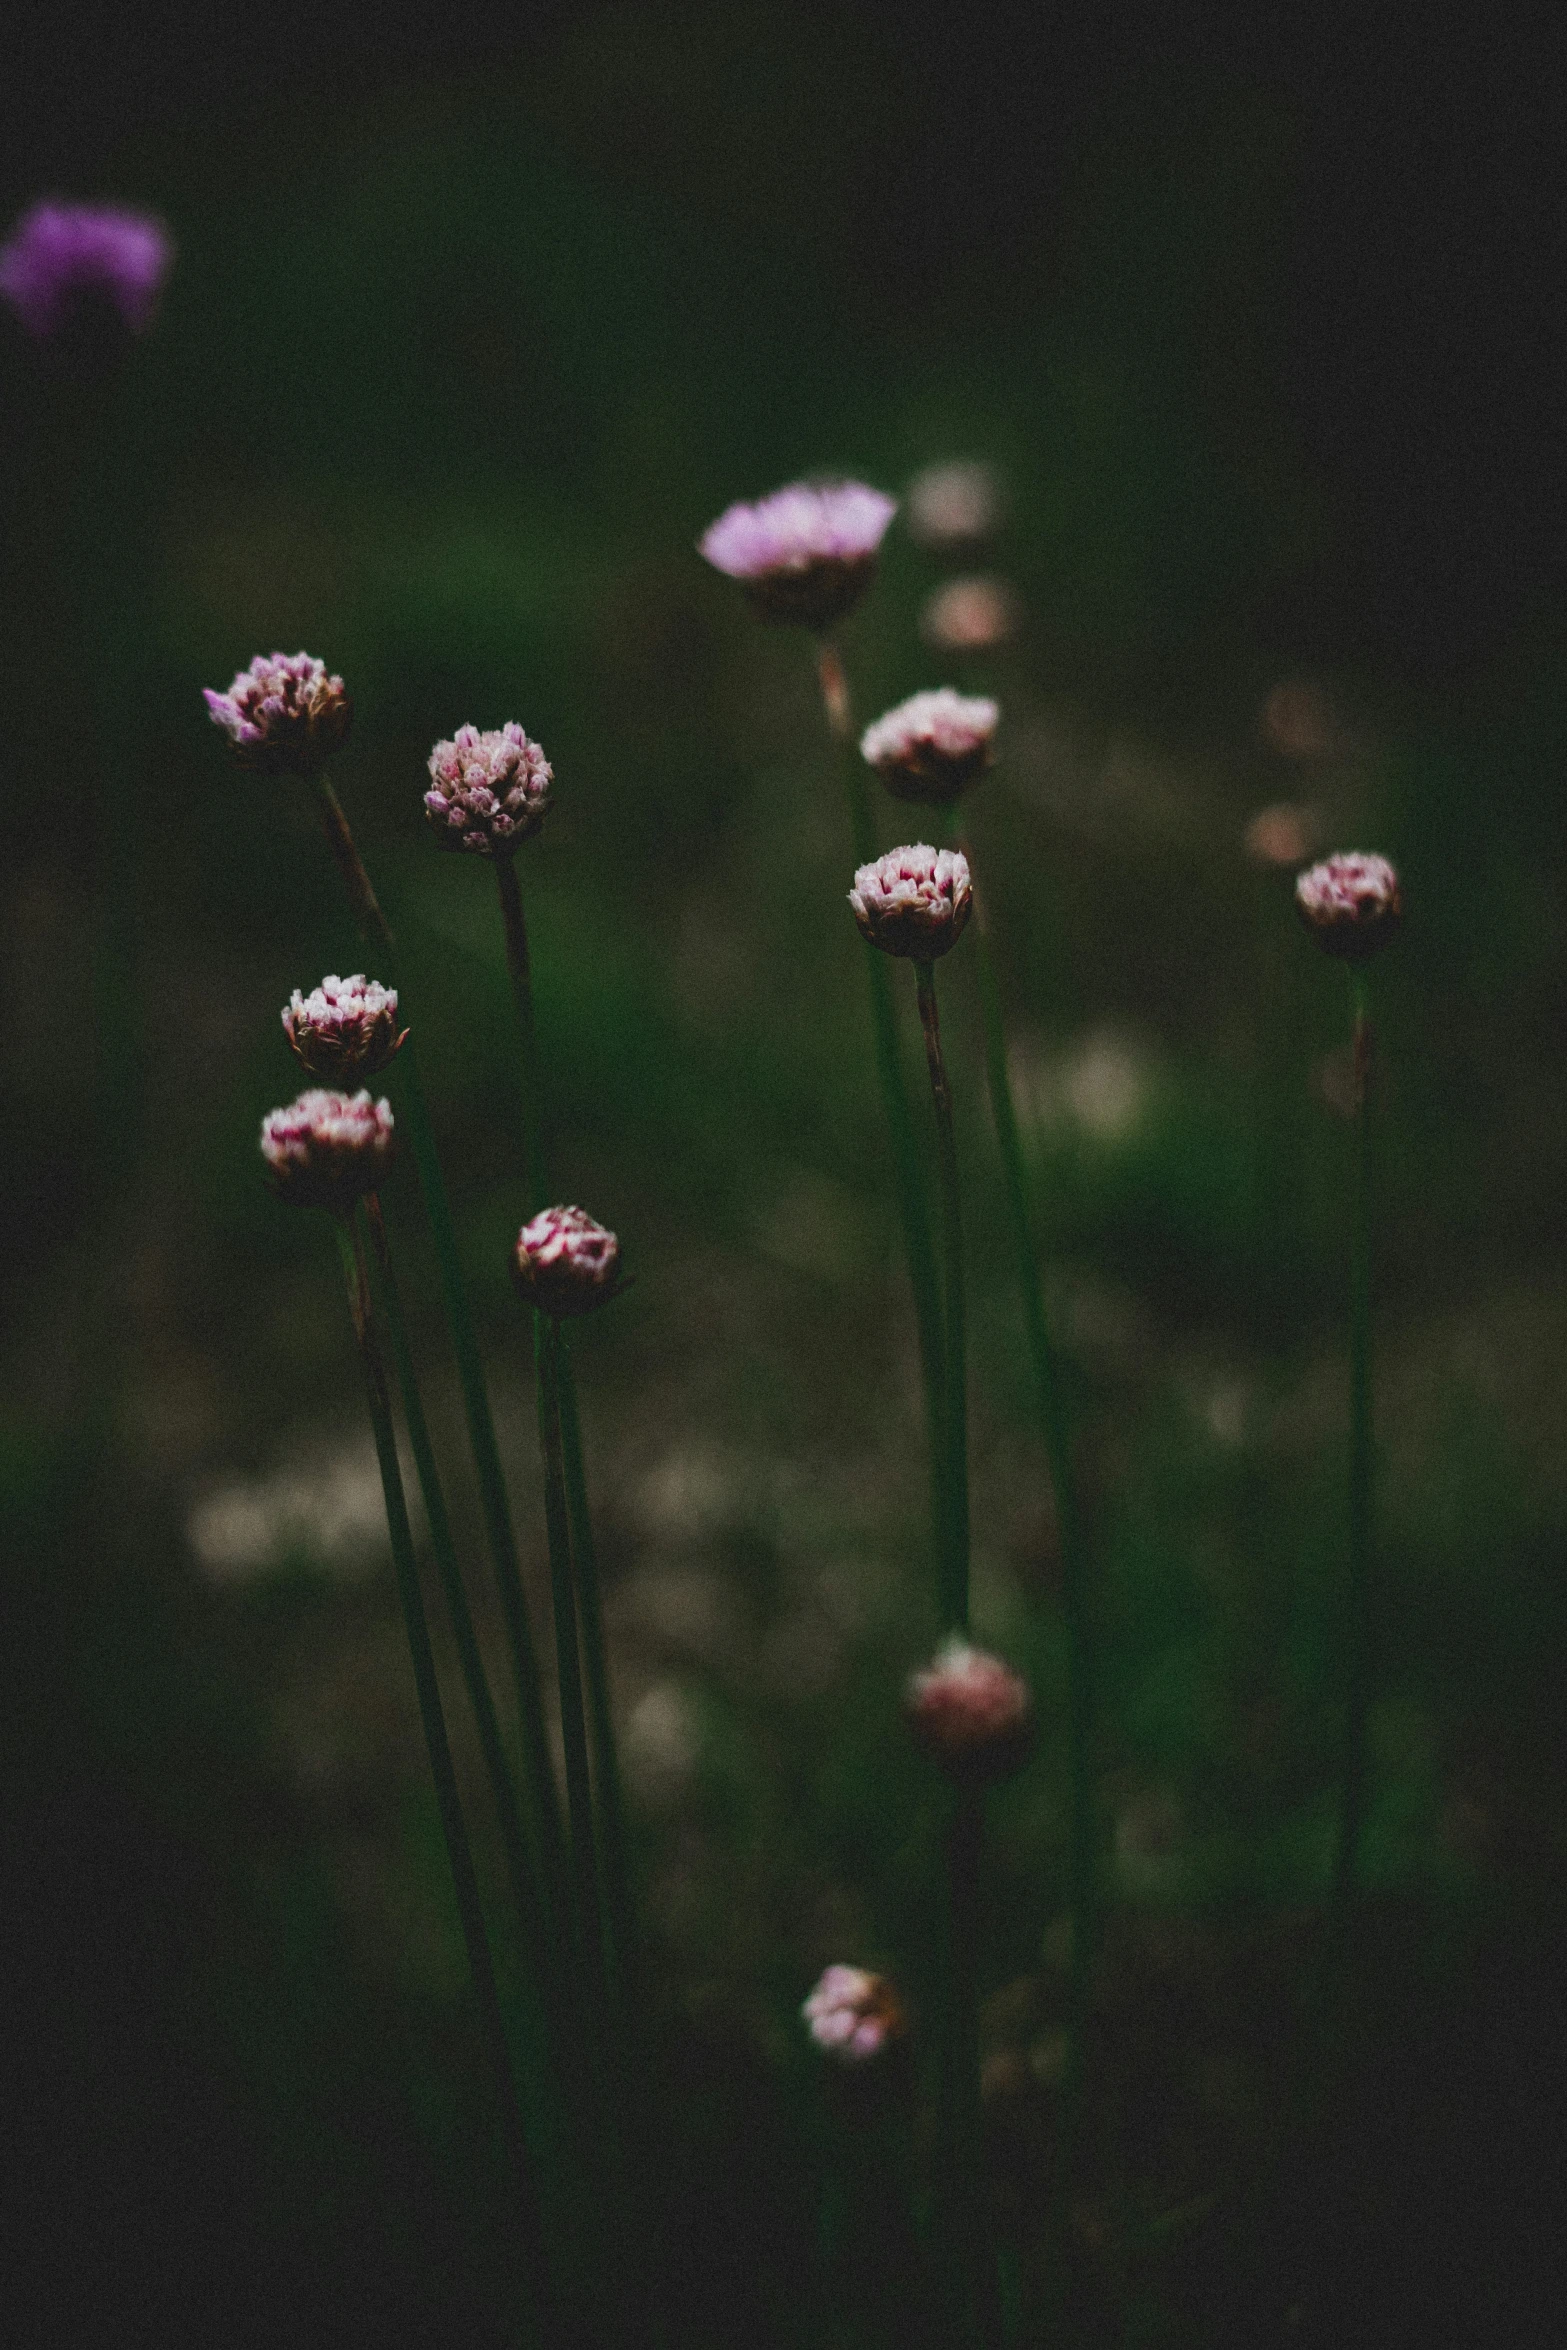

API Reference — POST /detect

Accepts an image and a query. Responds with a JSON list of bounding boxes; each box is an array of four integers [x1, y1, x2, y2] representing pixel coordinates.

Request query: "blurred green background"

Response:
[[3, 7, 1566, 2344]]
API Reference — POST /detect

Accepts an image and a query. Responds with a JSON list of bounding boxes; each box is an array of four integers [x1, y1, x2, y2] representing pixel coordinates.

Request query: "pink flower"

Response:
[[424, 723, 553, 857], [204, 653, 351, 779], [699, 479, 896, 629], [906, 1639, 1033, 1784], [918, 575, 1021, 652], [801, 1965, 907, 2062], [283, 975, 406, 1084], [512, 1205, 623, 1319], [0, 200, 172, 338], [860, 688, 999, 805], [848, 844, 973, 960], [260, 1090, 394, 1213], [1295, 852, 1402, 960]]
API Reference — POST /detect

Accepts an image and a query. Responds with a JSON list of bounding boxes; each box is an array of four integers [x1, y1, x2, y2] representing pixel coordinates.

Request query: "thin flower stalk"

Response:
[[1334, 966, 1375, 1935], [308, 774, 569, 1938], [333, 1215, 556, 2343], [819, 640, 948, 1583], [940, 1791, 990, 2347], [536, 1319, 609, 1999], [914, 959, 969, 1632]]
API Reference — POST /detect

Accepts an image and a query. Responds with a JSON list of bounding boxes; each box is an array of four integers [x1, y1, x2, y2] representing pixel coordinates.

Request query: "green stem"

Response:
[[537, 1319, 607, 1990], [915, 960, 969, 1633], [1334, 968, 1375, 1928], [494, 852, 548, 1215], [817, 640, 948, 1594], [939, 1789, 990, 2347], [333, 1215, 555, 2342], [309, 776, 569, 1940]]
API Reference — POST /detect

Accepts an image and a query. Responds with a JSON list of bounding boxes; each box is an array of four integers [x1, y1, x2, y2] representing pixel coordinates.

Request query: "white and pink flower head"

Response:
[[512, 1205, 624, 1319], [205, 653, 352, 779], [802, 1965, 907, 2064], [906, 1639, 1034, 1785], [0, 200, 172, 339], [424, 723, 553, 857], [260, 1089, 394, 1214], [699, 479, 896, 630], [849, 844, 973, 961], [1295, 852, 1402, 961], [861, 688, 999, 805], [283, 976, 406, 1085]]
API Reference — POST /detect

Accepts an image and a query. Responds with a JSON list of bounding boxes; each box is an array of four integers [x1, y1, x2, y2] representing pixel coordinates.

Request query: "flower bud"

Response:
[[699, 480, 896, 630], [802, 1965, 908, 2063], [260, 1089, 394, 1213], [905, 1639, 1033, 1785], [424, 723, 553, 857], [282, 975, 407, 1084], [848, 845, 973, 961], [1294, 851, 1402, 960], [861, 688, 999, 805], [512, 1205, 623, 1319], [204, 653, 352, 778]]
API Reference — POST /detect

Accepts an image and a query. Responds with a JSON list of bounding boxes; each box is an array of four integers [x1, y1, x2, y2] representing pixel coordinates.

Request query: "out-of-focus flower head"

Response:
[[424, 723, 553, 857], [204, 654, 352, 779], [512, 1205, 624, 1319], [283, 975, 406, 1084], [919, 575, 1021, 652], [905, 460, 1004, 549], [861, 687, 999, 805], [699, 480, 896, 630], [1244, 802, 1322, 868], [905, 1638, 1034, 1784], [0, 200, 172, 338], [260, 1089, 394, 1213], [849, 844, 973, 961], [1295, 852, 1402, 960], [802, 1965, 907, 2063]]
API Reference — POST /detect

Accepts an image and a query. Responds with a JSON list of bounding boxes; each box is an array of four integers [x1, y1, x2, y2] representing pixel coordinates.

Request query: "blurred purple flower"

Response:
[[905, 1638, 1034, 1784], [260, 1089, 394, 1213], [861, 687, 999, 804], [424, 722, 553, 857], [513, 1205, 624, 1319], [0, 200, 172, 338], [699, 479, 896, 629], [1295, 851, 1402, 960], [802, 1965, 907, 2062], [204, 653, 352, 779]]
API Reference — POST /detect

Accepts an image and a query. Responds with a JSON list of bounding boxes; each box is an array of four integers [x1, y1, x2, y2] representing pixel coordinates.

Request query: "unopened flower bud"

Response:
[[424, 723, 553, 857], [699, 480, 896, 630], [260, 1089, 394, 1212], [849, 845, 973, 961], [204, 653, 352, 778], [512, 1205, 623, 1318], [861, 688, 999, 805], [906, 1639, 1033, 1784], [1294, 852, 1402, 960], [282, 975, 407, 1083], [802, 1965, 908, 2063]]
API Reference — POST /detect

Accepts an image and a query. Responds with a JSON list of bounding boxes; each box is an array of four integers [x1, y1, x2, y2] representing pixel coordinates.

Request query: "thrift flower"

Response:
[[849, 844, 973, 961], [906, 1639, 1033, 1784], [802, 1965, 907, 2062], [261, 1089, 394, 1213], [0, 200, 172, 338], [1295, 852, 1402, 960], [424, 723, 553, 856], [513, 1206, 623, 1319], [861, 687, 999, 804], [283, 975, 406, 1084], [699, 480, 896, 629], [204, 653, 352, 779]]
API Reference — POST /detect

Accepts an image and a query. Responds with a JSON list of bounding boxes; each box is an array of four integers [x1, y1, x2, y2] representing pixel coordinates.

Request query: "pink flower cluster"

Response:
[[860, 687, 999, 804], [204, 653, 352, 778], [260, 1089, 394, 1213], [1295, 852, 1402, 960], [905, 1640, 1033, 1784], [700, 480, 896, 629], [283, 975, 406, 1084], [801, 1965, 907, 2063], [513, 1205, 623, 1319], [0, 200, 172, 338], [424, 723, 553, 857], [848, 844, 973, 961]]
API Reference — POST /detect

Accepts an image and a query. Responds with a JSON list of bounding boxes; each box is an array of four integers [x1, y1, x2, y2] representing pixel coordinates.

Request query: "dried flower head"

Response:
[[905, 460, 1004, 549], [283, 975, 406, 1084], [512, 1205, 623, 1319], [906, 1639, 1033, 1784], [802, 1966, 908, 2063], [0, 200, 172, 338], [919, 575, 1021, 652], [204, 653, 352, 779], [699, 480, 896, 630], [1295, 852, 1402, 960], [260, 1089, 394, 1213], [424, 723, 553, 857], [849, 844, 973, 961], [861, 688, 999, 805]]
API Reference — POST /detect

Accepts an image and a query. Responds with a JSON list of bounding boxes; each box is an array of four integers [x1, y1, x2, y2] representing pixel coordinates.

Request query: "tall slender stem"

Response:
[[817, 640, 948, 1595], [1334, 968, 1375, 1929], [333, 1215, 555, 2343], [915, 961, 969, 1633], [537, 1319, 607, 1989], [494, 853, 547, 1214], [308, 776, 568, 1931], [939, 1789, 990, 2348]]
